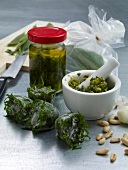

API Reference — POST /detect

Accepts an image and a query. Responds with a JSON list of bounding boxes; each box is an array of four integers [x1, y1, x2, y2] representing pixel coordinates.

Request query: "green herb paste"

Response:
[[68, 75, 108, 93]]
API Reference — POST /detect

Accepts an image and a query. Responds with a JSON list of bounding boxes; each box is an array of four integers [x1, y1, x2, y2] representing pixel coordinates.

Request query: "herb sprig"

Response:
[[6, 27, 35, 57]]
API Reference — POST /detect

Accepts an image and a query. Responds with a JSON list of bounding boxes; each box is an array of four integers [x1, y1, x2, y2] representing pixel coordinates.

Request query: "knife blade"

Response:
[[0, 53, 27, 97]]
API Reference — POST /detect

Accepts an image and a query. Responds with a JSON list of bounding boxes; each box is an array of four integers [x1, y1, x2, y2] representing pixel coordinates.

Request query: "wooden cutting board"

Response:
[[0, 20, 64, 74]]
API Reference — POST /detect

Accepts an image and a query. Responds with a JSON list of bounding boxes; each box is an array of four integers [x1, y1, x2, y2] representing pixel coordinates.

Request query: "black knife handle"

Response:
[[0, 77, 8, 97]]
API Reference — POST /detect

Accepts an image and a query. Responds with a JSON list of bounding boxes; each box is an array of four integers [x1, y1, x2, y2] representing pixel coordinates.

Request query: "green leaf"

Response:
[[7, 32, 26, 46], [15, 51, 22, 58], [46, 22, 54, 27], [21, 39, 31, 52], [6, 23, 53, 57], [32, 25, 37, 28], [8, 35, 28, 57], [66, 45, 104, 71], [6, 49, 15, 55]]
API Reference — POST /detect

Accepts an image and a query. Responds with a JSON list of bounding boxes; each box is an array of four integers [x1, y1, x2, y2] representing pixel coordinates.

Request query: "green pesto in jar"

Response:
[[28, 27, 67, 93]]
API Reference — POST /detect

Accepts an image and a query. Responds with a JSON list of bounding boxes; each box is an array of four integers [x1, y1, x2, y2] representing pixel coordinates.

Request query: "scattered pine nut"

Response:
[[123, 132, 128, 139], [110, 137, 120, 143], [108, 115, 121, 125], [96, 117, 128, 161], [108, 115, 114, 121], [109, 119, 121, 125], [124, 148, 128, 155], [97, 120, 109, 127], [103, 126, 110, 133], [96, 148, 109, 155], [96, 133, 103, 141], [110, 153, 116, 162], [104, 131, 113, 139], [98, 137, 106, 145], [121, 137, 128, 147]]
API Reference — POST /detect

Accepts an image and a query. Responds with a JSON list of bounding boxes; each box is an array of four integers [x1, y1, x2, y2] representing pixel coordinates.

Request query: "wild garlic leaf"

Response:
[[66, 45, 104, 71], [33, 24, 37, 28], [16, 36, 28, 50], [6, 23, 51, 57], [47, 22, 54, 27], [21, 39, 31, 52], [6, 49, 15, 55], [7, 32, 26, 46], [7, 35, 28, 57]]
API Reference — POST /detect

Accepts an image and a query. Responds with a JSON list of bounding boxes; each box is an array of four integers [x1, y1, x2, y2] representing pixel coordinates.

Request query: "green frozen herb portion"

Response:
[[4, 94, 59, 132], [27, 85, 56, 103], [55, 112, 90, 150], [25, 99, 59, 132], [68, 76, 108, 93], [4, 94, 33, 124], [66, 45, 104, 71]]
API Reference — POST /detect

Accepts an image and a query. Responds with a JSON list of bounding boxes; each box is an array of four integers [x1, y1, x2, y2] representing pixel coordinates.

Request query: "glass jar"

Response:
[[28, 26, 67, 93]]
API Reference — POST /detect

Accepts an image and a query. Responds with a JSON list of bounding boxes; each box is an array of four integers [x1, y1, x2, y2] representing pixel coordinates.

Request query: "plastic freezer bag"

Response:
[[65, 5, 125, 76]]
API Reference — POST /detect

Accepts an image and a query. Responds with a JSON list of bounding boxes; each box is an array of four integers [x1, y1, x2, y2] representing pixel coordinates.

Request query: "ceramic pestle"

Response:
[[78, 57, 120, 89]]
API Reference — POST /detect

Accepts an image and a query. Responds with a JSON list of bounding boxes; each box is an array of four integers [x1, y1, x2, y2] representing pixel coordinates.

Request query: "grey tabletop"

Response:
[[0, 0, 128, 170]]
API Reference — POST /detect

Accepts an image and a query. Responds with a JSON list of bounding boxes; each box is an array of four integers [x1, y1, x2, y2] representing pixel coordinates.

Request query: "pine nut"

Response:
[[108, 115, 121, 125], [110, 137, 120, 143], [103, 126, 110, 133], [104, 131, 113, 139], [98, 137, 106, 145], [110, 153, 116, 162], [97, 120, 109, 127], [124, 148, 128, 155], [96, 133, 103, 141], [109, 119, 121, 125], [123, 132, 128, 139], [121, 137, 128, 147], [108, 115, 115, 121], [96, 148, 109, 155]]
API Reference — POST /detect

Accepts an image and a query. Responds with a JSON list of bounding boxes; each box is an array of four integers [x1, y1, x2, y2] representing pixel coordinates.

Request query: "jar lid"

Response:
[[28, 26, 67, 44]]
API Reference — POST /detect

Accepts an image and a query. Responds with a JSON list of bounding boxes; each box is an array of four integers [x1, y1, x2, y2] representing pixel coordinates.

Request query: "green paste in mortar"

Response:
[[68, 74, 108, 93]]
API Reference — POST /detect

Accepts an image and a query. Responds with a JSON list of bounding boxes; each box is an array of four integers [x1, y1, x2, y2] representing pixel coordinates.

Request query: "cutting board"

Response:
[[0, 20, 64, 74]]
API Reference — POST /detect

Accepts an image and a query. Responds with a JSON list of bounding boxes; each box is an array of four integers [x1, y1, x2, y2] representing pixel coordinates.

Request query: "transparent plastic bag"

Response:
[[64, 5, 125, 76]]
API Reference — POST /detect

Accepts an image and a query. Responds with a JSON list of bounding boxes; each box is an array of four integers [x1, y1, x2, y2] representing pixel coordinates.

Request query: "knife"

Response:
[[0, 53, 27, 97]]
